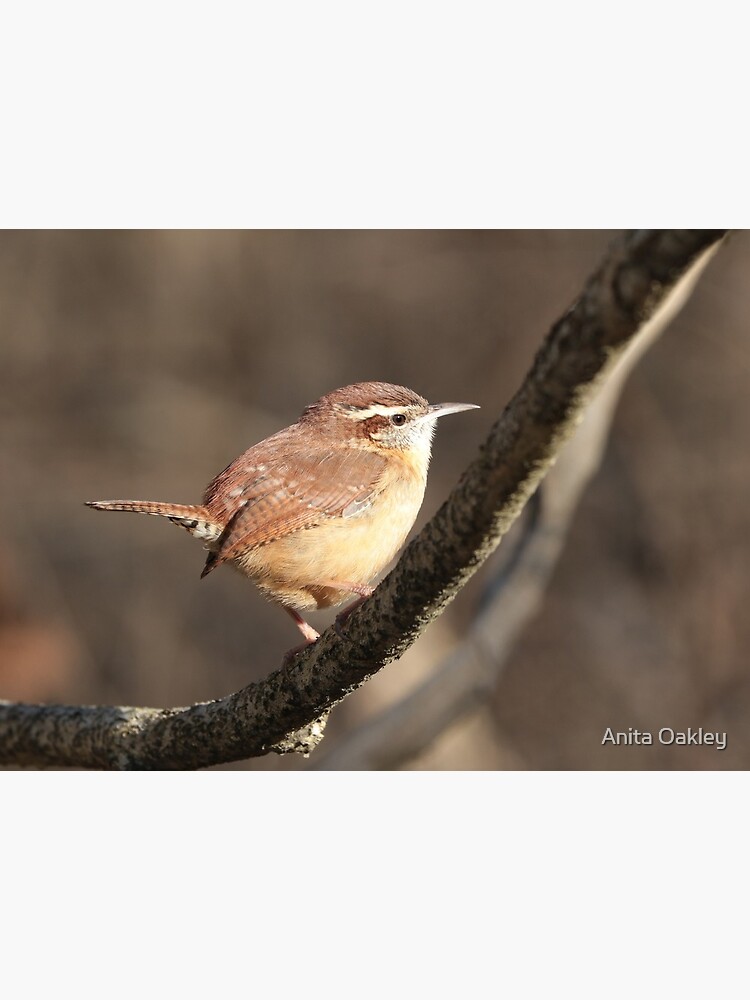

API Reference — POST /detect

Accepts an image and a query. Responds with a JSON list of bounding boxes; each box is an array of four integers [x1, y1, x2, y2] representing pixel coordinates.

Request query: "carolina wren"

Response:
[[86, 382, 478, 648]]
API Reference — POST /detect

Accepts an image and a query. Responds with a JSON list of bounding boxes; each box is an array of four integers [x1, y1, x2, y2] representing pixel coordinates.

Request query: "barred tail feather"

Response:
[[85, 500, 222, 543]]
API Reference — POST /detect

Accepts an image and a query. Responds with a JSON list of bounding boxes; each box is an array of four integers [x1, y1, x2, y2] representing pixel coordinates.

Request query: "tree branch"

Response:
[[312, 239, 720, 768], [0, 230, 727, 769]]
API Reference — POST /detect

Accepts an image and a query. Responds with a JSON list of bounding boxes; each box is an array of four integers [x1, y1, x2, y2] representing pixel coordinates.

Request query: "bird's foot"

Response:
[[334, 590, 373, 638], [282, 637, 319, 667]]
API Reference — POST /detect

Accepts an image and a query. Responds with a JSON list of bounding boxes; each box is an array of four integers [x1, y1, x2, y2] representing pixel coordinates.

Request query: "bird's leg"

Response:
[[281, 607, 321, 665], [325, 583, 375, 637], [282, 584, 374, 661], [286, 606, 321, 643]]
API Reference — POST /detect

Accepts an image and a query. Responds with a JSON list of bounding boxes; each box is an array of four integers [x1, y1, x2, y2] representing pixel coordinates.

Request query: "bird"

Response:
[[86, 381, 479, 650]]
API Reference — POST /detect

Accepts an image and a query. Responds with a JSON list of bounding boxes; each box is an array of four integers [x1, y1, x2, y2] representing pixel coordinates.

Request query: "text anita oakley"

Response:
[[602, 727, 727, 751]]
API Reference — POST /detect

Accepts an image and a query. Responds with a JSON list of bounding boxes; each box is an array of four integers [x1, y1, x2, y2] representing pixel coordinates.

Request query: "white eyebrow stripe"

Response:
[[340, 405, 413, 419]]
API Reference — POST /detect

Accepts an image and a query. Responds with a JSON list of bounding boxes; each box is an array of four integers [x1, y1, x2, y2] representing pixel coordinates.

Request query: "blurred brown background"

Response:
[[0, 230, 747, 769]]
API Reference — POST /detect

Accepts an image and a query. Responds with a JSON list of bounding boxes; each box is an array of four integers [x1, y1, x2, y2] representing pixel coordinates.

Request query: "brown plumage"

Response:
[[86, 382, 478, 647]]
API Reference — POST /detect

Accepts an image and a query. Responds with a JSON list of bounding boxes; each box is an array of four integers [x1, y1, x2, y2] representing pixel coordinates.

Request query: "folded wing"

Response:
[[201, 440, 388, 577]]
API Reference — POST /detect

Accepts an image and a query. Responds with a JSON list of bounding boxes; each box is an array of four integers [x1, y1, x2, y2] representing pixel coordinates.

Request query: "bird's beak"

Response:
[[420, 402, 480, 422]]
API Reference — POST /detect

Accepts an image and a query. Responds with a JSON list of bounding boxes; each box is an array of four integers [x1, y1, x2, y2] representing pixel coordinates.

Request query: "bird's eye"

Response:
[[391, 413, 407, 426]]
